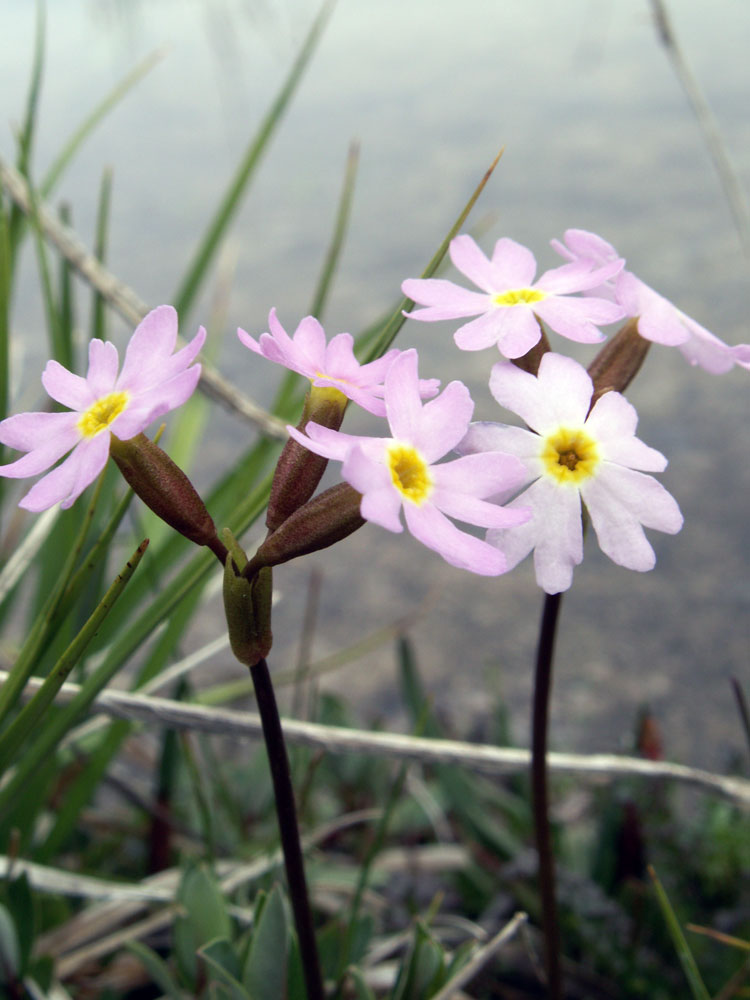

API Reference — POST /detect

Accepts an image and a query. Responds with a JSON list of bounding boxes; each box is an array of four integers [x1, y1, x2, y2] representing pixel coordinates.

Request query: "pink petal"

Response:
[[618, 275, 688, 346], [402, 278, 491, 320], [453, 311, 510, 352], [19, 435, 109, 512], [323, 332, 359, 377], [448, 234, 497, 292], [677, 315, 750, 374], [41, 361, 94, 410], [581, 465, 683, 573], [487, 477, 584, 593], [0, 410, 80, 455], [237, 328, 263, 354], [290, 315, 328, 371], [432, 486, 530, 530], [345, 448, 403, 531], [585, 393, 667, 471], [86, 339, 120, 397], [383, 350, 423, 441], [404, 502, 508, 575], [535, 297, 615, 344], [550, 229, 620, 268], [113, 366, 202, 439], [432, 451, 526, 499], [117, 306, 179, 390], [488, 238, 538, 287], [410, 380, 473, 461], [494, 308, 546, 359], [489, 354, 592, 432]]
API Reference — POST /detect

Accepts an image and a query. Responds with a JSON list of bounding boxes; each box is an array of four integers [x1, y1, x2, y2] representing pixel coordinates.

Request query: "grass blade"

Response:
[[172, 0, 336, 321], [0, 539, 148, 774], [361, 148, 503, 363], [8, 0, 45, 258], [90, 167, 113, 343], [308, 140, 360, 321], [648, 864, 711, 1000]]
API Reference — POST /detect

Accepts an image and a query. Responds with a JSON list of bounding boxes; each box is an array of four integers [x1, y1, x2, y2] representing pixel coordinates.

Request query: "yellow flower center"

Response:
[[387, 443, 433, 504], [492, 288, 546, 307], [77, 391, 130, 439], [541, 426, 600, 485]]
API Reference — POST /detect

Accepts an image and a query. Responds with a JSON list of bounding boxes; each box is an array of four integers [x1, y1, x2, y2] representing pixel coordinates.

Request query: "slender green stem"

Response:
[[249, 658, 324, 1000], [531, 591, 563, 1000]]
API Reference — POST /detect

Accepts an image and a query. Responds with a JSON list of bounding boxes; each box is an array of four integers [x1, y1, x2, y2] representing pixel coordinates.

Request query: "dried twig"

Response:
[[428, 912, 529, 1000], [6, 671, 749, 806]]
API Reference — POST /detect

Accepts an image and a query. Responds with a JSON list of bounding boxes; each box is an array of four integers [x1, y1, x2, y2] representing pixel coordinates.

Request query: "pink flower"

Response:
[[551, 229, 750, 374], [0, 306, 205, 512], [238, 309, 439, 416], [401, 234, 625, 358], [459, 353, 683, 593], [287, 349, 530, 575]]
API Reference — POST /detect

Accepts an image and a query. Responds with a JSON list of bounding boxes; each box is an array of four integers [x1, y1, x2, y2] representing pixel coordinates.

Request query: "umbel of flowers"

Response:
[[1, 229, 748, 603]]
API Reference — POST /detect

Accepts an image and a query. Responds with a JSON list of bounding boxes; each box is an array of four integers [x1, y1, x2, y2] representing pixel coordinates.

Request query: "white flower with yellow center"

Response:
[[459, 353, 684, 593], [287, 350, 530, 576], [0, 306, 205, 512], [401, 234, 625, 359]]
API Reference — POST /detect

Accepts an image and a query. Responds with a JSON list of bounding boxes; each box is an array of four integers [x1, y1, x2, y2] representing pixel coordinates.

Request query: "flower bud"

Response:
[[266, 387, 349, 532], [109, 433, 227, 563], [587, 317, 650, 409], [247, 482, 365, 575], [222, 530, 273, 666]]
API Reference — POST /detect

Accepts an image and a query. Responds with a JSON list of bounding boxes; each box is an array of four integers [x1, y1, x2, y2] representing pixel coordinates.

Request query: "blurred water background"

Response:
[[1, 0, 748, 770]]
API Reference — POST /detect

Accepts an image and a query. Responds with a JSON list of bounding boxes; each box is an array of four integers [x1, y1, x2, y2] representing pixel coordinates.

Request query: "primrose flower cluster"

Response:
[[1, 229, 747, 598]]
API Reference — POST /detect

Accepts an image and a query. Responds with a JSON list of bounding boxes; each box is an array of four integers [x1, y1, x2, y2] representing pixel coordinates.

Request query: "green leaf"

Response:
[[5, 874, 33, 974], [127, 940, 186, 999], [180, 865, 233, 946], [199, 938, 250, 1000], [0, 539, 148, 774], [242, 884, 289, 1000], [0, 903, 20, 985], [344, 965, 376, 1000], [648, 865, 711, 1000]]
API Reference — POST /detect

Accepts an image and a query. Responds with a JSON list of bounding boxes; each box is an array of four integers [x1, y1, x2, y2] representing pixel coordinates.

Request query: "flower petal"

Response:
[[42, 361, 95, 410], [405, 502, 508, 575], [410, 380, 473, 461], [486, 476, 584, 593], [489, 354, 592, 432], [432, 451, 526, 499], [581, 464, 682, 572], [402, 278, 491, 320], [488, 238, 538, 287], [448, 234, 497, 292], [383, 350, 424, 441], [585, 393, 667, 471], [19, 435, 110, 512], [534, 296, 616, 343]]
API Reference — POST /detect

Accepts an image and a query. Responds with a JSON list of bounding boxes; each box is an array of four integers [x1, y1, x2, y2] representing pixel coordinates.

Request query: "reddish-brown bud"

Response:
[[109, 433, 227, 563], [247, 481, 365, 575], [266, 387, 349, 532], [587, 317, 650, 410]]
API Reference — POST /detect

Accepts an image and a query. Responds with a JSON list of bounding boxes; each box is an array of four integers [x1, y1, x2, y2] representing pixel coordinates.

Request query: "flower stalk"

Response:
[[531, 591, 564, 1000], [249, 658, 325, 1000]]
